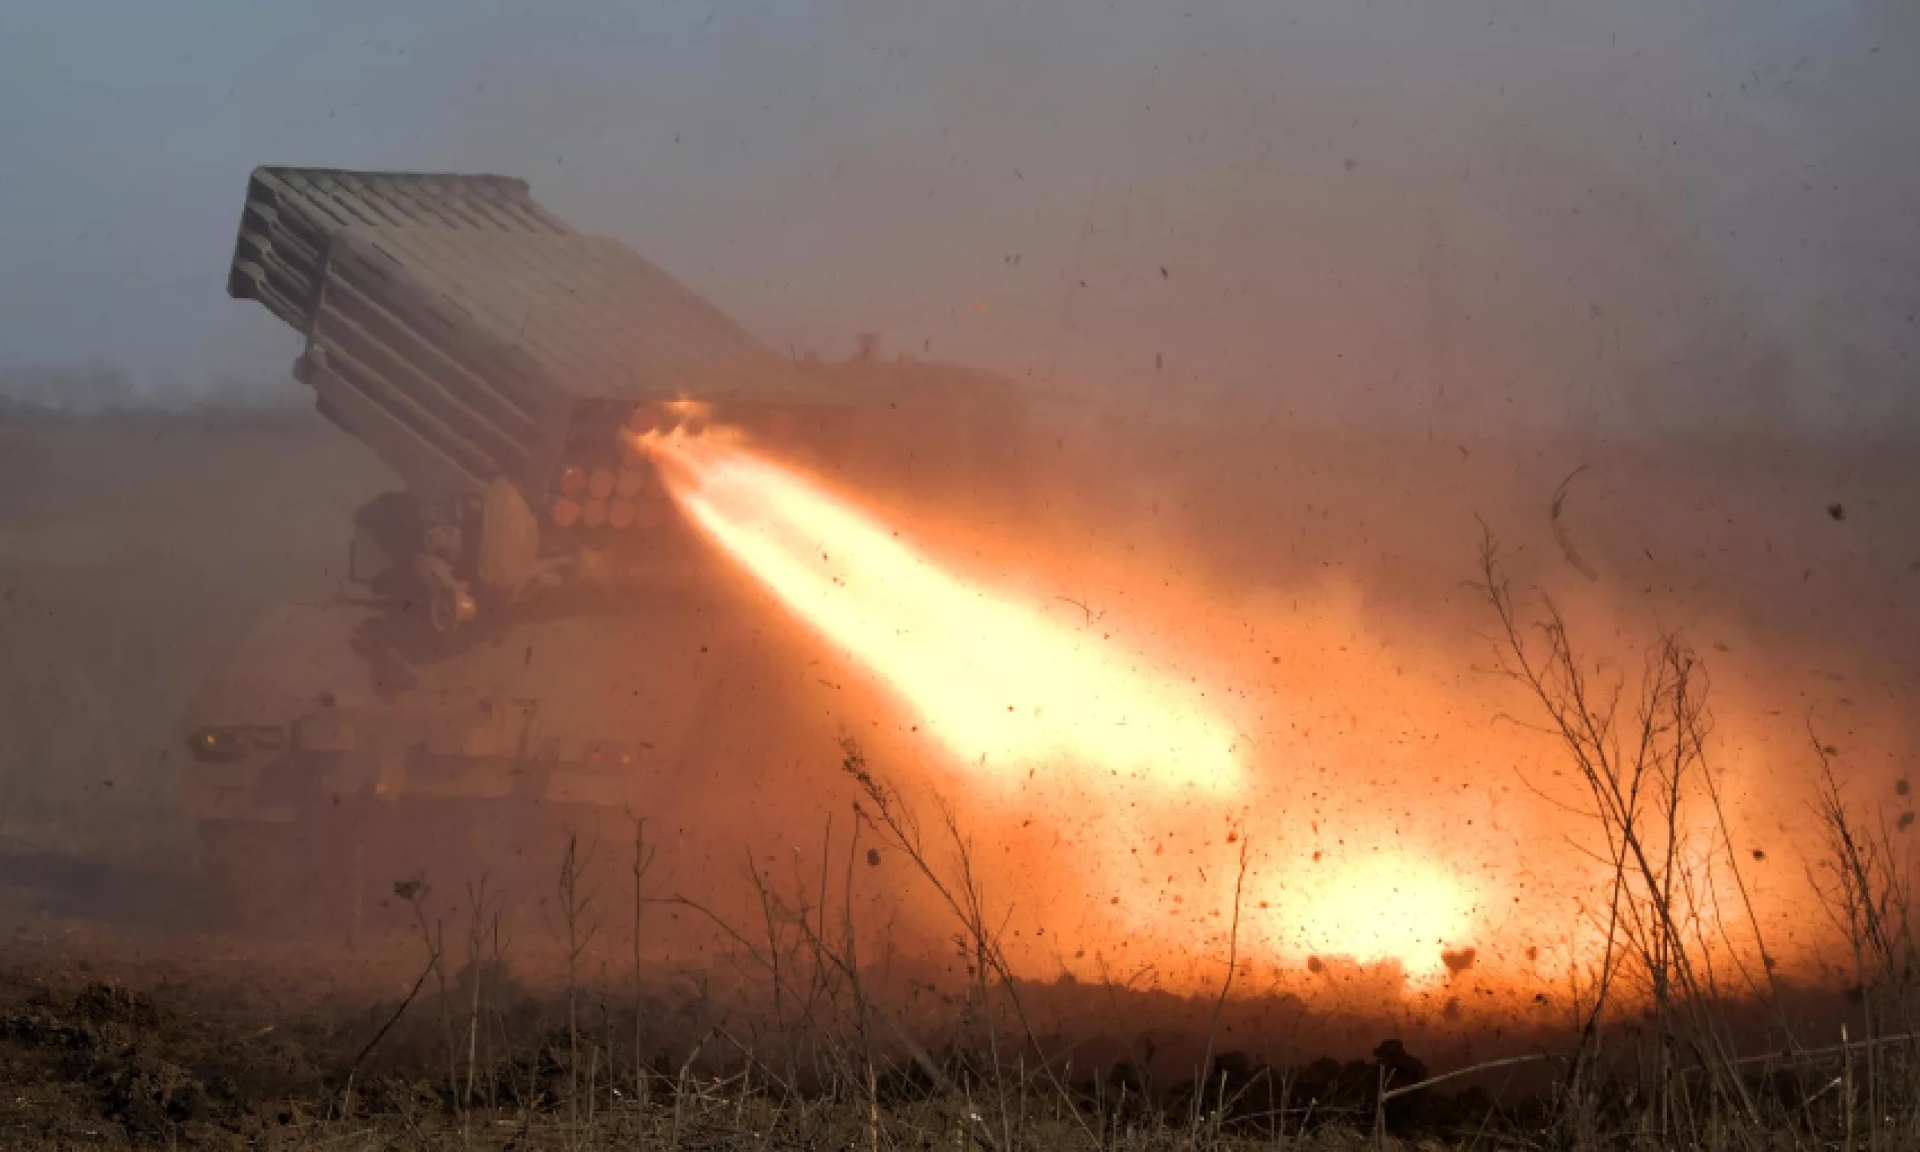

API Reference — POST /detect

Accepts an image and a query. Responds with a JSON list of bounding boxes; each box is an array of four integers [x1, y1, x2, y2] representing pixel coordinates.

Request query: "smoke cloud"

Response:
[[2, 0, 1914, 430]]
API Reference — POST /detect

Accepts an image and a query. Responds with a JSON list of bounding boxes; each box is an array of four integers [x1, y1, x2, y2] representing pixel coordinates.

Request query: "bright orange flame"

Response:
[[1250, 854, 1477, 981], [609, 422, 1888, 1003], [643, 432, 1244, 798], [627, 426, 1509, 989]]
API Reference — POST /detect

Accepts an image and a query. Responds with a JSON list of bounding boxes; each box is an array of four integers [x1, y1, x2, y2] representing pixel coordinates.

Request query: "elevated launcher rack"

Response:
[[226, 167, 842, 630]]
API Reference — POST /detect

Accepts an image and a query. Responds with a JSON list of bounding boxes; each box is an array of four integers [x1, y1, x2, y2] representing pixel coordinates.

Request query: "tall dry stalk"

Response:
[[841, 736, 1099, 1147], [1192, 836, 1251, 1144], [629, 814, 657, 1124], [1809, 732, 1920, 1150], [397, 875, 464, 1128], [459, 877, 490, 1147], [1474, 528, 1767, 1137], [556, 831, 599, 1148]]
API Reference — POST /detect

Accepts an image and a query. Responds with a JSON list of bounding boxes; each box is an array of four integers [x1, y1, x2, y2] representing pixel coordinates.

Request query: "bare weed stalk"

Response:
[[629, 814, 657, 1125], [556, 832, 599, 1148], [1474, 528, 1764, 1138], [841, 736, 1099, 1147], [1194, 835, 1251, 1144], [1809, 731, 1920, 1149]]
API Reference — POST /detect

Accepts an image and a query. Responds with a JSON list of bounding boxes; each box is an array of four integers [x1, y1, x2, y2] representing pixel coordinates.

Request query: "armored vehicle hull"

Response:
[[188, 167, 1035, 928]]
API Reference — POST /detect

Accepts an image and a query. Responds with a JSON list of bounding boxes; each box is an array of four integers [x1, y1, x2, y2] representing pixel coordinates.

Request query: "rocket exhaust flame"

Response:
[[642, 429, 1245, 799], [629, 425, 1509, 989]]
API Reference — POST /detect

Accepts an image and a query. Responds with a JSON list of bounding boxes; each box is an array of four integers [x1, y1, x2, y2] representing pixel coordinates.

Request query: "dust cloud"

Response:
[[4, 0, 1916, 429]]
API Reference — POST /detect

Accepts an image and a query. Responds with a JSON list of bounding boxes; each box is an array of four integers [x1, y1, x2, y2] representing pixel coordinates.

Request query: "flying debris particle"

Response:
[[866, 848, 881, 866], [1751, 849, 1767, 862], [1897, 779, 1911, 797], [1901, 812, 1916, 833], [1306, 955, 1325, 974], [1159, 266, 1169, 278], [1828, 502, 1846, 521], [1441, 947, 1477, 974], [1550, 465, 1599, 582]]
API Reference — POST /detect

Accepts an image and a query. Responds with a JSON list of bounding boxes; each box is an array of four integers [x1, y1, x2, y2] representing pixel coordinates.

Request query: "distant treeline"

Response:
[[0, 362, 303, 421]]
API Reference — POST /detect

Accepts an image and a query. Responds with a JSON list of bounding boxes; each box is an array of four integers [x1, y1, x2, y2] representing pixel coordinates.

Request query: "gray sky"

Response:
[[1, 0, 1913, 432]]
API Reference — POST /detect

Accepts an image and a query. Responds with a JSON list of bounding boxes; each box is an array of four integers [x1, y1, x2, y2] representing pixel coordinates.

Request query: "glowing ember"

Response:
[[642, 431, 1244, 798]]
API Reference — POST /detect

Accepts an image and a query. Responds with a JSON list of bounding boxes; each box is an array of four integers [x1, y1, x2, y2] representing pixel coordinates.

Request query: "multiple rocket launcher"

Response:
[[226, 167, 841, 629]]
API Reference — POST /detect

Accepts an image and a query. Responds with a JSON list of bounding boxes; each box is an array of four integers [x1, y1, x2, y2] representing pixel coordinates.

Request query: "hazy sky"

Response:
[[1, 0, 1913, 432]]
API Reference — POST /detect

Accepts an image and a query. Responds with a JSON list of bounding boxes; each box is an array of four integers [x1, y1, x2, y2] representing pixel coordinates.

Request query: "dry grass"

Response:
[[1472, 527, 1920, 1150]]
